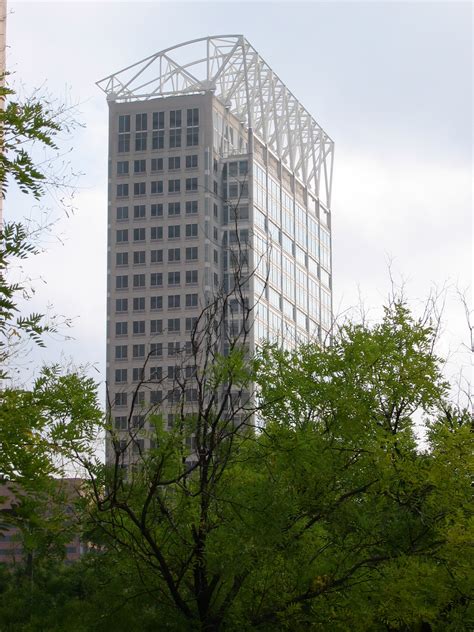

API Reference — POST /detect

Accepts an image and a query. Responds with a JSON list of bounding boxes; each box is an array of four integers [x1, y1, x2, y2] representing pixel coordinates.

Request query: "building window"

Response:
[[186, 270, 198, 285], [168, 295, 180, 309], [167, 365, 180, 380], [150, 296, 163, 311], [115, 298, 128, 313], [115, 344, 128, 360], [151, 180, 163, 195], [133, 344, 146, 358], [133, 274, 145, 288], [168, 202, 181, 216], [150, 319, 163, 334], [133, 204, 146, 219], [133, 227, 146, 242], [151, 249, 163, 264], [152, 111, 165, 150], [133, 297, 145, 312], [117, 183, 129, 198], [168, 318, 180, 332], [116, 206, 129, 221], [168, 271, 180, 286], [115, 392, 128, 407], [117, 161, 129, 176], [115, 321, 128, 336], [168, 225, 180, 239], [134, 182, 146, 197], [115, 368, 128, 384], [185, 224, 198, 239], [136, 113, 147, 131], [185, 200, 198, 215], [169, 110, 182, 148], [150, 272, 163, 287], [186, 247, 198, 261], [185, 317, 197, 331], [168, 248, 180, 263], [116, 229, 128, 243], [151, 226, 163, 240], [186, 108, 199, 146], [135, 131, 147, 152], [135, 114, 148, 151], [186, 177, 198, 192], [151, 157, 163, 172], [119, 114, 130, 132], [168, 179, 181, 194], [115, 416, 127, 430], [118, 114, 130, 153], [116, 252, 128, 266], [133, 251, 145, 266], [150, 366, 162, 381], [132, 367, 145, 382], [228, 183, 239, 198], [168, 345, 181, 361], [186, 388, 198, 402], [185, 293, 198, 308], [134, 159, 146, 174], [168, 156, 181, 170], [115, 275, 128, 290], [150, 343, 162, 357], [133, 320, 145, 335], [185, 154, 198, 169], [151, 203, 163, 217], [150, 390, 162, 404]]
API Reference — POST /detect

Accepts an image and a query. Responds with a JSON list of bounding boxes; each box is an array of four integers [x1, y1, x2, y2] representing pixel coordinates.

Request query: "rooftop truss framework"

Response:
[[97, 35, 334, 203]]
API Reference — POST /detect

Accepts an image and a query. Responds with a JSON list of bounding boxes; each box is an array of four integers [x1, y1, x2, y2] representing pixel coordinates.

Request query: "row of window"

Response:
[[115, 283, 205, 312], [114, 317, 197, 353], [115, 245, 202, 267], [225, 181, 249, 199], [116, 177, 198, 198], [117, 155, 198, 176], [119, 110, 198, 133], [116, 201, 198, 221], [114, 270, 200, 291], [118, 109, 199, 152], [115, 372, 199, 394], [116, 227, 200, 244], [114, 313, 198, 338], [115, 314, 198, 344], [115, 291, 198, 309], [113, 383, 198, 411]]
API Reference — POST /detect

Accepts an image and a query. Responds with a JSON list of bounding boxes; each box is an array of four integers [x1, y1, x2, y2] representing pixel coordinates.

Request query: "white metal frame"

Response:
[[97, 35, 334, 203]]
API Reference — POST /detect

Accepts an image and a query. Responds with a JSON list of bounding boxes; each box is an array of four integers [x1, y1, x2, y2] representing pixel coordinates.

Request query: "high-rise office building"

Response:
[[98, 35, 334, 458]]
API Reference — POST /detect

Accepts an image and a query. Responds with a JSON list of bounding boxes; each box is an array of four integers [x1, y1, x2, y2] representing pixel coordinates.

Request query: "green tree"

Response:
[[76, 301, 472, 631]]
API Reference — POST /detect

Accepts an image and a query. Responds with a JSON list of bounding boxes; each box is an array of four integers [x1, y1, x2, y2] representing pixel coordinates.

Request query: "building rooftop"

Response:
[[97, 35, 334, 202]]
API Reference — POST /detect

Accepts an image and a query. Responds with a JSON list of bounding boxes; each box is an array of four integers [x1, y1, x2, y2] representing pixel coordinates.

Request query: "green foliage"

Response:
[[69, 302, 472, 630], [0, 302, 471, 631], [0, 366, 101, 483]]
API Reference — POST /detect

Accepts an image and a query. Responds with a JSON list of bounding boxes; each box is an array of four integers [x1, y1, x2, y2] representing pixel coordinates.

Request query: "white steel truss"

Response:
[[97, 35, 334, 203]]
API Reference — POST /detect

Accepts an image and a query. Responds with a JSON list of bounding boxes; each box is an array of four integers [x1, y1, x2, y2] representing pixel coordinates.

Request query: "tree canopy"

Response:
[[37, 301, 469, 632]]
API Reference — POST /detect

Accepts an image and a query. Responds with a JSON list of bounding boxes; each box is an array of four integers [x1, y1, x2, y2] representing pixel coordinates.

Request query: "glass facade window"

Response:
[[118, 115, 130, 153], [152, 111, 165, 150], [169, 110, 182, 148]]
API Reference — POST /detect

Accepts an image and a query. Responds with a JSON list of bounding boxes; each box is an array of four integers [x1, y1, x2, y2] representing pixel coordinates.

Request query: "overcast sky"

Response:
[[6, 1, 473, 393]]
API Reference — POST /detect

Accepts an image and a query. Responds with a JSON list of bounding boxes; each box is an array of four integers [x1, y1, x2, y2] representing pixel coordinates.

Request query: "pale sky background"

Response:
[[6, 1, 473, 399]]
